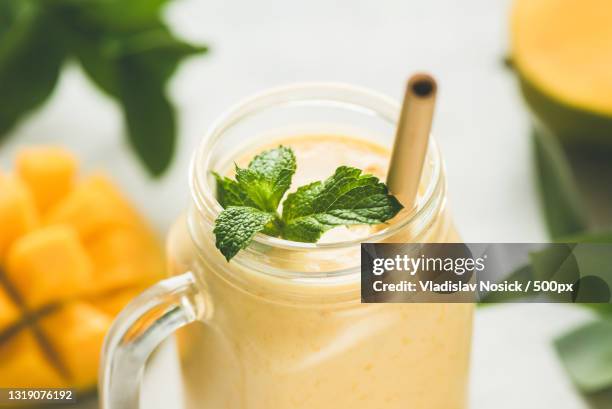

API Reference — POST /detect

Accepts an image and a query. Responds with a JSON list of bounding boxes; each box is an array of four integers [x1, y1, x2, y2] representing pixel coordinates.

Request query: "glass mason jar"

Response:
[[100, 83, 473, 409]]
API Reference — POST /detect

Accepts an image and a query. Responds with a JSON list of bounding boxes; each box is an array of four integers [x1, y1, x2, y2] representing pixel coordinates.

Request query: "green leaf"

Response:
[[235, 146, 296, 212], [0, 0, 207, 176], [555, 319, 612, 393], [49, 0, 171, 31], [212, 148, 403, 259], [560, 231, 612, 315], [72, 24, 206, 176], [213, 172, 256, 208], [0, 2, 65, 138], [74, 26, 205, 95], [116, 55, 176, 176], [533, 128, 588, 239], [478, 264, 537, 305], [480, 231, 612, 311], [562, 231, 612, 243], [213, 206, 276, 261], [281, 166, 403, 242], [107, 27, 207, 61]]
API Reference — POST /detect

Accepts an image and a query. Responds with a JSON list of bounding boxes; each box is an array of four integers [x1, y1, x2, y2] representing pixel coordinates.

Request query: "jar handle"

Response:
[[99, 272, 204, 409]]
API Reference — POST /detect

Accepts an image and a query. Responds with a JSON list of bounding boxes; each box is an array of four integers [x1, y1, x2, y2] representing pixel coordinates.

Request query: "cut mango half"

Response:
[[511, 0, 612, 145], [0, 147, 164, 392]]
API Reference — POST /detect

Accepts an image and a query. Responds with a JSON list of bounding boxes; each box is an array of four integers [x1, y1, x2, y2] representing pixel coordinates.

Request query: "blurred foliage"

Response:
[[532, 127, 612, 393], [533, 129, 589, 238], [483, 125, 612, 392], [556, 320, 612, 393], [0, 0, 207, 176]]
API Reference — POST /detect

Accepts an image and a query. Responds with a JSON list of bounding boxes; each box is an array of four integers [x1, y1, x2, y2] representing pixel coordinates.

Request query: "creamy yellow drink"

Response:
[[167, 134, 473, 409]]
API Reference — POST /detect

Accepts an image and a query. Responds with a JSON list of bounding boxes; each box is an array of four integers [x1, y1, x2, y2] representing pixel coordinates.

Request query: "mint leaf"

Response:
[[213, 206, 275, 261], [281, 166, 403, 242], [235, 146, 296, 212], [213, 172, 256, 207], [212, 148, 403, 260]]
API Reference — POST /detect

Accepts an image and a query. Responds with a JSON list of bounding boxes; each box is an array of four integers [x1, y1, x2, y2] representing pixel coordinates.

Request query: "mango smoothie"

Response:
[[167, 134, 473, 409]]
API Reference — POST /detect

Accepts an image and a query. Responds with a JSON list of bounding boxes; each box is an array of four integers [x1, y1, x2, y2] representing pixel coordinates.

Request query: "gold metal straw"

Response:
[[387, 73, 438, 210]]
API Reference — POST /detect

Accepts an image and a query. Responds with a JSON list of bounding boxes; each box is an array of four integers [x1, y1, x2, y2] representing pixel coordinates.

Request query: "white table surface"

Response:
[[0, 0, 601, 407]]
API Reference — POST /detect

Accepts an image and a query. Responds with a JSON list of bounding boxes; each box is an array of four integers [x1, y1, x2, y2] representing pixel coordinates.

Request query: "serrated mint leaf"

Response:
[[213, 206, 275, 261], [281, 166, 403, 242], [212, 148, 403, 260], [235, 146, 296, 212], [213, 172, 256, 208]]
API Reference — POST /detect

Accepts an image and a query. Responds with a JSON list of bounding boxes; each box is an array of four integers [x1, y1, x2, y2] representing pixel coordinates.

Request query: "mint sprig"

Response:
[[213, 146, 403, 261]]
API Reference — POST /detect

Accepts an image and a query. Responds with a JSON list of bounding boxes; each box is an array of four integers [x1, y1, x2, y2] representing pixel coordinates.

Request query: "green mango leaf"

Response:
[[71, 22, 206, 176], [555, 319, 612, 393], [477, 263, 537, 305], [562, 231, 612, 316], [0, 0, 207, 176], [51, 0, 170, 31], [562, 231, 612, 243], [72, 14, 206, 92], [479, 231, 612, 310], [116, 55, 176, 176], [0, 1, 65, 138], [533, 128, 589, 239]]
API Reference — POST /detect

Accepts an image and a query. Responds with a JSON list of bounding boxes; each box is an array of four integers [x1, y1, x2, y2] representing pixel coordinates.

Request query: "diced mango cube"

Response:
[[0, 175, 38, 259], [85, 228, 164, 293], [0, 285, 20, 333], [0, 330, 66, 388], [5, 225, 93, 309], [45, 174, 143, 240], [16, 147, 77, 213], [39, 302, 111, 389]]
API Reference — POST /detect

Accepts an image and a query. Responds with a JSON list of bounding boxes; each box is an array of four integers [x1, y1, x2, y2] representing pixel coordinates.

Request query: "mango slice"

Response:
[[0, 330, 67, 388], [0, 147, 164, 392], [16, 147, 77, 213], [39, 303, 111, 390], [0, 175, 38, 260], [5, 225, 93, 309]]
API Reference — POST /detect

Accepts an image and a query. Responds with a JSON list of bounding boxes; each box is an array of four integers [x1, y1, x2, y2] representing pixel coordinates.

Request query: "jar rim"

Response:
[[189, 82, 443, 252]]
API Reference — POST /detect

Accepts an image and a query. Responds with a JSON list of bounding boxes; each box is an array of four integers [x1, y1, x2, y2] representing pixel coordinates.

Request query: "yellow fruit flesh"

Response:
[[45, 174, 145, 240], [39, 303, 112, 389], [6, 226, 94, 309], [16, 147, 77, 212], [512, 0, 612, 117], [0, 331, 67, 388], [0, 286, 19, 332], [0, 147, 164, 391], [0, 175, 38, 260], [85, 228, 163, 293]]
